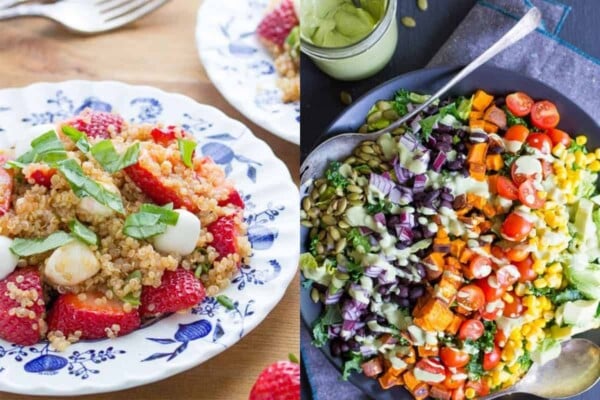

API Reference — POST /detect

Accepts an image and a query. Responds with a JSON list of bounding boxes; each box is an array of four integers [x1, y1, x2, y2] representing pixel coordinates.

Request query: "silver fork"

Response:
[[0, 0, 169, 34]]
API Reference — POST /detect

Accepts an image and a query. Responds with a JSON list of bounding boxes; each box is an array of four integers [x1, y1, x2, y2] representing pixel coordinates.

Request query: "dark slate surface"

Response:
[[300, 1, 600, 399]]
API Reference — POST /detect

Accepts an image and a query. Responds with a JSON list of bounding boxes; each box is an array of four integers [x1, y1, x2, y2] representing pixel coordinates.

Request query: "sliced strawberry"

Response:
[[218, 189, 245, 209], [24, 164, 56, 188], [151, 126, 177, 146], [140, 269, 205, 318], [48, 292, 140, 340], [257, 0, 299, 47], [125, 148, 198, 212], [207, 216, 238, 260], [64, 109, 124, 139], [0, 267, 45, 345], [0, 168, 12, 216], [250, 360, 300, 400]]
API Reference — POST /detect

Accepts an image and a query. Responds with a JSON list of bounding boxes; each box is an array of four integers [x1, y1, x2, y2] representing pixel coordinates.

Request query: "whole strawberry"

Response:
[[257, 0, 299, 47], [249, 358, 300, 400]]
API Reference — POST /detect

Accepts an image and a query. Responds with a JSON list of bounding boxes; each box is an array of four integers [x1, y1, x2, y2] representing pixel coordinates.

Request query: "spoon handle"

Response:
[[375, 6, 542, 136]]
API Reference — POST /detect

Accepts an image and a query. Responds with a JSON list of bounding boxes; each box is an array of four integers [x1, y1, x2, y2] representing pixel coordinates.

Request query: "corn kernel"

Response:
[[595, 148, 600, 159], [525, 341, 537, 352], [523, 296, 536, 308], [515, 283, 527, 297], [503, 292, 514, 304], [534, 319, 546, 329], [533, 260, 546, 275], [586, 153, 596, 164], [547, 263, 562, 274], [576, 135, 587, 146], [565, 153, 575, 165], [552, 143, 566, 157], [575, 151, 586, 167], [539, 296, 552, 311], [465, 388, 476, 399], [547, 274, 562, 289], [589, 160, 600, 172], [543, 310, 555, 321], [509, 329, 522, 341], [508, 362, 521, 373]]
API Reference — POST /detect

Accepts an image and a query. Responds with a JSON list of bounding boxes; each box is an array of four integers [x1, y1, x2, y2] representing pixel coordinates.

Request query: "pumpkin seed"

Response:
[[383, 109, 400, 120], [314, 178, 326, 187], [348, 193, 363, 201], [311, 288, 320, 303], [318, 184, 328, 195], [335, 238, 347, 254], [336, 198, 348, 214], [368, 159, 381, 168], [301, 220, 313, 228], [307, 207, 320, 219], [367, 111, 382, 124], [309, 227, 318, 237], [347, 185, 362, 193], [338, 220, 350, 229], [322, 215, 337, 226], [302, 197, 312, 212], [329, 226, 341, 241], [310, 189, 320, 201], [402, 16, 416, 28], [317, 230, 326, 240], [359, 124, 369, 133], [344, 156, 357, 165], [316, 243, 325, 255], [340, 90, 353, 105], [417, 0, 428, 11], [360, 145, 375, 155], [349, 200, 364, 207], [376, 101, 392, 111]]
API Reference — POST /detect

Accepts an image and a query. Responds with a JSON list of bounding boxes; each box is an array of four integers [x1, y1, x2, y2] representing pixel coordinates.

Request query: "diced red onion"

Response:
[[360, 346, 378, 357], [413, 174, 427, 192], [373, 212, 386, 226], [432, 151, 447, 172], [369, 173, 394, 196], [365, 265, 383, 278], [325, 289, 343, 305], [398, 210, 415, 227], [395, 225, 414, 242]]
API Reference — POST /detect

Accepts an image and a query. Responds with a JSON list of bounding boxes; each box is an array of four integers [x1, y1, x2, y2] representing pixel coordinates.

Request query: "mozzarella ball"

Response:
[[153, 209, 201, 256], [13, 123, 57, 157], [0, 236, 19, 280], [78, 182, 120, 217], [44, 241, 100, 286]]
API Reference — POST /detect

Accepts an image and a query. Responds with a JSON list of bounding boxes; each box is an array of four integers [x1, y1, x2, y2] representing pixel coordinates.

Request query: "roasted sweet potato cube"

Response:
[[445, 314, 465, 335], [361, 357, 383, 378], [413, 298, 455, 332]]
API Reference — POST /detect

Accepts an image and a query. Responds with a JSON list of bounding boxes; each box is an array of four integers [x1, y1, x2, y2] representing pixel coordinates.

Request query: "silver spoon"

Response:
[[300, 7, 542, 185], [482, 338, 600, 399]]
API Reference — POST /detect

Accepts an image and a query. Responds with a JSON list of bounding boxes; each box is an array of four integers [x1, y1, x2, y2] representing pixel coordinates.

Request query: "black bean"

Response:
[[409, 286, 425, 299], [341, 343, 350, 353], [399, 298, 410, 308], [415, 264, 426, 279], [398, 285, 409, 298], [331, 340, 342, 357]]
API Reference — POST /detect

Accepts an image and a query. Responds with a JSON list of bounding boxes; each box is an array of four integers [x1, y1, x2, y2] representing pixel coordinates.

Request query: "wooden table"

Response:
[[0, 1, 299, 399]]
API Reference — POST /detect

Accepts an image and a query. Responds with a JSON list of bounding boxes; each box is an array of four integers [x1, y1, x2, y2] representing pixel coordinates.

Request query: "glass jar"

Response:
[[301, 0, 398, 81]]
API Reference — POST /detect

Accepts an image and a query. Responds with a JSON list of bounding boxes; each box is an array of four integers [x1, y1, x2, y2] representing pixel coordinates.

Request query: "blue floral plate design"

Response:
[[196, 0, 300, 145], [0, 80, 299, 396]]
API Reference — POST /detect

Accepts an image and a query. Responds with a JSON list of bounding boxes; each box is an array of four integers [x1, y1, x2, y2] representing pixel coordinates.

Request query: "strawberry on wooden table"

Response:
[[257, 0, 299, 47], [0, 267, 46, 345], [249, 358, 300, 400], [48, 292, 140, 340], [140, 268, 206, 318], [64, 109, 124, 139]]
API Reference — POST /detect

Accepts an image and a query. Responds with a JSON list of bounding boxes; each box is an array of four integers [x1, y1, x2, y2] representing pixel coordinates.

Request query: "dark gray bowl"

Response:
[[300, 65, 600, 400]]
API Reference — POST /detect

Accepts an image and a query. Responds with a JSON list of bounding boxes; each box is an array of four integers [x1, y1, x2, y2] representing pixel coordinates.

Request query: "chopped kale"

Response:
[[568, 140, 588, 154], [504, 107, 528, 127], [309, 236, 319, 257], [466, 353, 485, 380], [517, 350, 533, 371], [393, 89, 412, 116], [312, 305, 342, 347], [347, 228, 371, 253], [346, 259, 365, 282], [325, 161, 349, 189], [342, 352, 363, 380], [302, 279, 314, 290], [365, 199, 392, 215]]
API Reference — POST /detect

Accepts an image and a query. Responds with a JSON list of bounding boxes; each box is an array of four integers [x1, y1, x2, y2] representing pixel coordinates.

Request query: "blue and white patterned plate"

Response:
[[196, 0, 300, 145], [0, 81, 299, 396]]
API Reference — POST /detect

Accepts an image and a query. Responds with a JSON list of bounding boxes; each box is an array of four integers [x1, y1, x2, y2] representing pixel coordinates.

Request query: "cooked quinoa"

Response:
[[0, 110, 251, 348]]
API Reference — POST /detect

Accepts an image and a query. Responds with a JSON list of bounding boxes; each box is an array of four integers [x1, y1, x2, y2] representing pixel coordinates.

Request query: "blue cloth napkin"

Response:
[[302, 1, 600, 399]]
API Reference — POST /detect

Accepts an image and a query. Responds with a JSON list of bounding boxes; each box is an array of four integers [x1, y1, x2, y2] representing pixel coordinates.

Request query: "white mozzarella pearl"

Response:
[[0, 236, 19, 280], [153, 209, 201, 256], [44, 241, 100, 286]]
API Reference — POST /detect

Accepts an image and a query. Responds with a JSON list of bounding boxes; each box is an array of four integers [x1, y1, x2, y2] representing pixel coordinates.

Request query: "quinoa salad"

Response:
[[0, 109, 250, 349], [301, 89, 600, 399], [257, 0, 300, 103]]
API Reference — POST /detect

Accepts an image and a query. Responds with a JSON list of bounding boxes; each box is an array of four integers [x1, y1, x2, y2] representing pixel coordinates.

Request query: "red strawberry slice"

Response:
[[24, 165, 56, 188], [257, 0, 299, 47], [125, 150, 198, 212], [140, 269, 206, 318], [218, 189, 245, 209], [0, 267, 46, 345], [207, 216, 238, 260], [249, 360, 300, 400], [0, 167, 12, 216], [65, 109, 124, 139], [48, 292, 140, 340], [151, 126, 177, 146]]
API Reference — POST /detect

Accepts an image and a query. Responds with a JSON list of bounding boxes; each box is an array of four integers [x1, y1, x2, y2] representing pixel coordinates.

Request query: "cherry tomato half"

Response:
[[480, 299, 505, 321], [501, 212, 533, 242], [526, 133, 553, 154], [547, 128, 572, 147], [456, 285, 485, 314], [496, 176, 519, 200], [531, 101, 560, 130], [514, 256, 538, 282], [465, 379, 490, 397], [511, 157, 542, 185], [518, 180, 545, 209], [496, 265, 521, 288], [415, 358, 446, 379], [458, 319, 485, 341], [503, 292, 526, 318], [476, 275, 506, 302], [452, 385, 466, 400], [483, 346, 502, 370], [444, 369, 467, 389], [466, 255, 493, 280], [505, 244, 530, 262], [440, 347, 471, 368], [506, 92, 534, 117], [494, 330, 508, 348], [504, 124, 530, 142]]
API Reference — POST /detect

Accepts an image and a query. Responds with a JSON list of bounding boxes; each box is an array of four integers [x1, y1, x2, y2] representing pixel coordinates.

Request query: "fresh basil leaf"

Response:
[[62, 125, 91, 153], [216, 295, 235, 310], [4, 160, 28, 170], [57, 159, 125, 215], [123, 212, 166, 239], [177, 139, 196, 168], [68, 219, 98, 246], [140, 203, 179, 225], [91, 140, 140, 173], [10, 231, 74, 257], [16, 130, 67, 165]]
